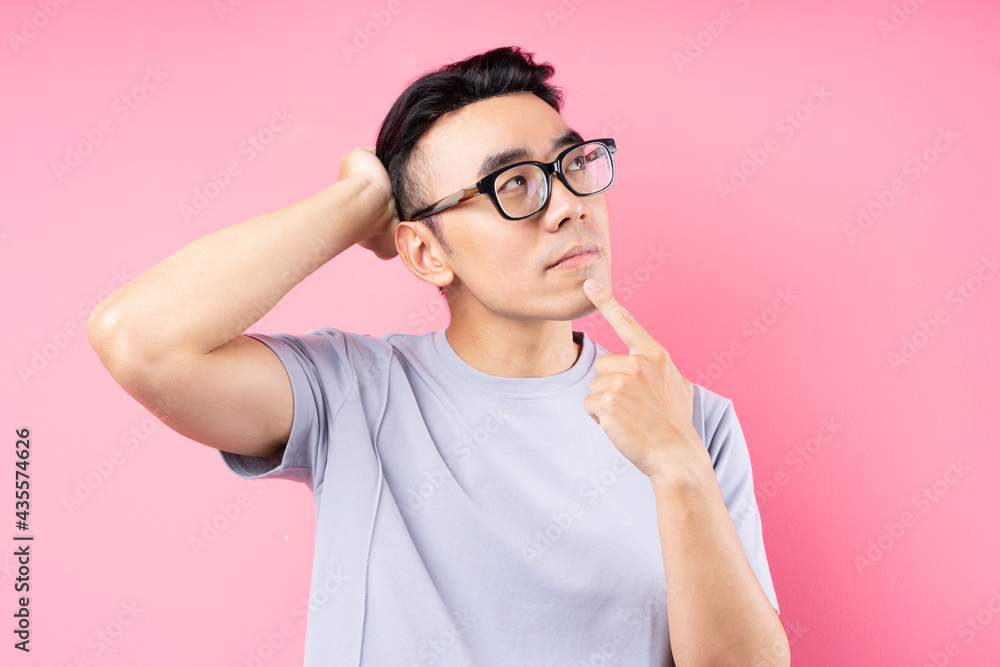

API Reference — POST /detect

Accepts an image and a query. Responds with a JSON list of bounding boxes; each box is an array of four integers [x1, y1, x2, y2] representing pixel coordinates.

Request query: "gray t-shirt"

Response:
[[220, 327, 779, 666]]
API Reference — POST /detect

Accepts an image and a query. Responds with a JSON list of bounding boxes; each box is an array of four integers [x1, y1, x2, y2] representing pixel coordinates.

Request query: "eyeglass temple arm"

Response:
[[411, 186, 481, 220]]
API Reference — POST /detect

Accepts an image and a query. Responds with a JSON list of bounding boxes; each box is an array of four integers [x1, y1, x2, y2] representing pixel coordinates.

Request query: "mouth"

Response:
[[548, 242, 600, 270]]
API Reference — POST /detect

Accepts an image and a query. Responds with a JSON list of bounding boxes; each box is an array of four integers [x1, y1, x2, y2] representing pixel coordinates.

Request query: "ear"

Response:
[[395, 220, 455, 289]]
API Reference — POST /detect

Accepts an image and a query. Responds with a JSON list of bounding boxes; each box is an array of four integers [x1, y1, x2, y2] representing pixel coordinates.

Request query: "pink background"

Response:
[[4, 0, 999, 665]]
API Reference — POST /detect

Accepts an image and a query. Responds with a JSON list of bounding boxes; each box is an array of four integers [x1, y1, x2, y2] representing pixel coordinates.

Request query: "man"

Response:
[[88, 46, 788, 666]]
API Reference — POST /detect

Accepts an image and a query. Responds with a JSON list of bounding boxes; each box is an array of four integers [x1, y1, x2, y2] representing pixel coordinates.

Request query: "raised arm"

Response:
[[87, 148, 398, 459]]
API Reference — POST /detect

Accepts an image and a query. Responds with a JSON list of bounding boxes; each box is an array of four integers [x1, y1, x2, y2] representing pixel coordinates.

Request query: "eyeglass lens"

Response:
[[494, 143, 613, 218]]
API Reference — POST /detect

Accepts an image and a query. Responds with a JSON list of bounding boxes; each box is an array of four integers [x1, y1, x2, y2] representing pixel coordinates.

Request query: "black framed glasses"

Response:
[[410, 138, 617, 221]]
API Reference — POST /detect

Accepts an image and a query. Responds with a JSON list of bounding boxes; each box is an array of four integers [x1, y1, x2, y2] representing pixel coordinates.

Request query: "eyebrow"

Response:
[[476, 129, 585, 180]]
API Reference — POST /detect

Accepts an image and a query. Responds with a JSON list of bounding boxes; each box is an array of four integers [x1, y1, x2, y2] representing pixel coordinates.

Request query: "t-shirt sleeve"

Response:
[[703, 391, 781, 615], [217, 331, 356, 493]]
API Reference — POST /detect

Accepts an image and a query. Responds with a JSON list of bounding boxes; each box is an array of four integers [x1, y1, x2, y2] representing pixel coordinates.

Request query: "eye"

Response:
[[497, 174, 528, 193], [566, 155, 587, 171]]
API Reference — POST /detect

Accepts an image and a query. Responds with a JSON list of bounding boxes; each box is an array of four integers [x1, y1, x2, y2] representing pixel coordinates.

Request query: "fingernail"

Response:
[[585, 279, 601, 293]]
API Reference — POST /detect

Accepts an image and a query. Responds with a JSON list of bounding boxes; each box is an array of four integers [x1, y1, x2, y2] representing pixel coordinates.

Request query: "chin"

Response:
[[558, 291, 602, 321]]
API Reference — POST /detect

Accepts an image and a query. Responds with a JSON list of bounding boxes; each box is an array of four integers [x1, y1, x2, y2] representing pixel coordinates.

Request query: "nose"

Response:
[[540, 173, 586, 231]]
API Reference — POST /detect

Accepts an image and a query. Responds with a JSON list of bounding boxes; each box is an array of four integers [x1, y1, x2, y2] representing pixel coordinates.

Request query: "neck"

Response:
[[445, 313, 582, 379]]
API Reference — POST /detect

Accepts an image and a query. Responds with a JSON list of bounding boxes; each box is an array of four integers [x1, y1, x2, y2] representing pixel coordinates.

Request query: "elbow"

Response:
[[684, 628, 789, 667], [87, 300, 160, 385], [743, 631, 791, 667], [88, 303, 193, 430], [87, 299, 115, 356], [87, 300, 131, 369]]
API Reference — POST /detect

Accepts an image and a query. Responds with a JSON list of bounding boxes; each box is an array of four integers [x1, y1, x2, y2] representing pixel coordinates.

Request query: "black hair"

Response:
[[375, 46, 564, 298]]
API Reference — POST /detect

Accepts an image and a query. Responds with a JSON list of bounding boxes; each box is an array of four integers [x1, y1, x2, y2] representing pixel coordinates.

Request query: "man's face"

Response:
[[408, 92, 613, 323]]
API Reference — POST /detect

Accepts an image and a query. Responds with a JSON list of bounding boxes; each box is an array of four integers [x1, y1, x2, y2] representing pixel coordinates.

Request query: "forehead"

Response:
[[413, 92, 572, 199]]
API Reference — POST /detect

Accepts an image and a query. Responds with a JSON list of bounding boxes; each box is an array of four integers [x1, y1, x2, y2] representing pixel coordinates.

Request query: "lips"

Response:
[[550, 241, 600, 268]]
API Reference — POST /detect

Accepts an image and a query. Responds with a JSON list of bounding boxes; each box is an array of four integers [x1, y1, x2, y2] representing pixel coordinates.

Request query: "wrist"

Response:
[[323, 176, 396, 245], [647, 435, 713, 492], [352, 174, 397, 231]]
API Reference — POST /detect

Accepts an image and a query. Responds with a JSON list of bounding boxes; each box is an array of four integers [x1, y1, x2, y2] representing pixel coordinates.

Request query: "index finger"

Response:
[[583, 278, 657, 355]]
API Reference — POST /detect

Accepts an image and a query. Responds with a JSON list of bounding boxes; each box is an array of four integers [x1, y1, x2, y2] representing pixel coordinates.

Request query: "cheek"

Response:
[[495, 238, 540, 283], [459, 229, 535, 278]]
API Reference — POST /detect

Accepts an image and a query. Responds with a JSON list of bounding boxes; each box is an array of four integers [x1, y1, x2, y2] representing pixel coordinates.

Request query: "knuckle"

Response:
[[651, 346, 668, 364], [604, 388, 622, 406]]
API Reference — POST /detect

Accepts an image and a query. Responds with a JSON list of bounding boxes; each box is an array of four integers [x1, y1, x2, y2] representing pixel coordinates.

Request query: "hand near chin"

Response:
[[581, 279, 705, 481]]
